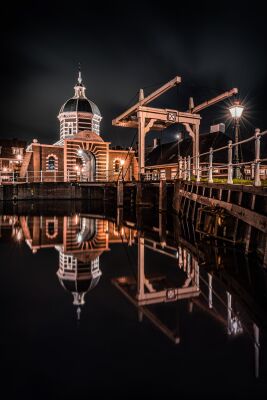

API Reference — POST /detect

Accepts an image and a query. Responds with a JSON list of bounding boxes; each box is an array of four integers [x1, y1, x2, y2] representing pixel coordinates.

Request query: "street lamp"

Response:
[[229, 101, 244, 179], [176, 132, 182, 178]]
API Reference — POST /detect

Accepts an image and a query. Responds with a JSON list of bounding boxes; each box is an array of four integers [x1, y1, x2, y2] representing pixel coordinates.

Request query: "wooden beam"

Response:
[[113, 119, 167, 130], [179, 188, 267, 233], [192, 88, 238, 114], [112, 76, 181, 125], [138, 106, 201, 125]]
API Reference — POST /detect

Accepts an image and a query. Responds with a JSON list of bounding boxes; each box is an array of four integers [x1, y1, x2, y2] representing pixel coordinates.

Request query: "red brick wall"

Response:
[[28, 144, 64, 181], [108, 150, 138, 181]]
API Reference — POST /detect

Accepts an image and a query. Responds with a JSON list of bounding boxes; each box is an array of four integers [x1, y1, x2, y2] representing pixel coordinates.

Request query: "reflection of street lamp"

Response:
[[229, 101, 244, 179]]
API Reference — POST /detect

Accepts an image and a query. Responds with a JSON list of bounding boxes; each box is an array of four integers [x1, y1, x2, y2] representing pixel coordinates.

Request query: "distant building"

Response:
[[0, 138, 26, 180]]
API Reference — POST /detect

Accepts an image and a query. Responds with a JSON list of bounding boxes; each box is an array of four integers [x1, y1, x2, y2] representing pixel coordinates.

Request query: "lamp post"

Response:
[[229, 101, 244, 179], [176, 132, 182, 178]]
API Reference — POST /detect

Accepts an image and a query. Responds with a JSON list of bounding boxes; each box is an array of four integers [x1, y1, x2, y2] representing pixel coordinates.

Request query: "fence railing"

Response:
[[144, 128, 267, 187], [0, 168, 133, 184]]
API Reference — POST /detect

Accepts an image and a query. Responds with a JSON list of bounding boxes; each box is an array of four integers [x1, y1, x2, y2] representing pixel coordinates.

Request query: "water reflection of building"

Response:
[[17, 214, 135, 316], [19, 215, 107, 315], [0, 215, 23, 241], [55, 216, 108, 317]]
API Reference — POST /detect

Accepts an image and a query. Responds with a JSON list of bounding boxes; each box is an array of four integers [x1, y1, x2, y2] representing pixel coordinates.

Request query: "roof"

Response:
[[0, 138, 26, 147], [59, 97, 101, 116], [70, 130, 104, 142]]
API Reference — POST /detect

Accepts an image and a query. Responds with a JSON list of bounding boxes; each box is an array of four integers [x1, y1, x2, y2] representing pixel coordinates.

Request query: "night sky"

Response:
[[2, 1, 267, 147]]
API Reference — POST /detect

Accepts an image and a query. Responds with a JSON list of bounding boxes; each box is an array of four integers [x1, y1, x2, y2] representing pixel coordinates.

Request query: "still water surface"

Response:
[[1, 203, 267, 399]]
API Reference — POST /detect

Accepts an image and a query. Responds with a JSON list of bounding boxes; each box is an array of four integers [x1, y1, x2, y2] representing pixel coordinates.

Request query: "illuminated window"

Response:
[[48, 156, 56, 170], [12, 147, 23, 155], [48, 222, 55, 236], [45, 218, 58, 239], [114, 159, 120, 173]]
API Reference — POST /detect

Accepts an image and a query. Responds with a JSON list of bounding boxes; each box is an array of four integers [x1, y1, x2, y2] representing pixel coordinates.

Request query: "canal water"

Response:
[[0, 202, 267, 399]]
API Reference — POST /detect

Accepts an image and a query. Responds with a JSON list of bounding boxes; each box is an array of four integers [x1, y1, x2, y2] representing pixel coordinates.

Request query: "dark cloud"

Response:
[[1, 1, 267, 146]]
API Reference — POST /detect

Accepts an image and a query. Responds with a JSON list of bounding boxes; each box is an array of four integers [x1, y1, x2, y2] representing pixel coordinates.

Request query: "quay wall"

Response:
[[0, 182, 117, 202], [172, 180, 267, 266]]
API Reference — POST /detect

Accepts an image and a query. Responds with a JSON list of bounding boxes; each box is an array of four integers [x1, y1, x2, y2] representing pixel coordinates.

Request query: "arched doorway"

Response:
[[76, 149, 96, 182]]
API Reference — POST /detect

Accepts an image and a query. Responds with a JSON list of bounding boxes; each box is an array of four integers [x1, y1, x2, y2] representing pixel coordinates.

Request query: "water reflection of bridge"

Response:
[[113, 213, 264, 378]]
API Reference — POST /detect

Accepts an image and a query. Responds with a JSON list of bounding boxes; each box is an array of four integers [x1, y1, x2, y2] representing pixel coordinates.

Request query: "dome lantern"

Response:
[[56, 67, 102, 144]]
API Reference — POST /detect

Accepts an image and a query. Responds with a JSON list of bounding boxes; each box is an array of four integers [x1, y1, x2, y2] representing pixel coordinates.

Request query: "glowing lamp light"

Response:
[[229, 101, 244, 119], [120, 159, 125, 166], [76, 233, 83, 243]]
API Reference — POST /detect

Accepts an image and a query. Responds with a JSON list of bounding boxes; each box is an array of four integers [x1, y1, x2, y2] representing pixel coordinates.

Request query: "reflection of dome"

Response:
[[57, 253, 102, 311], [59, 97, 101, 116]]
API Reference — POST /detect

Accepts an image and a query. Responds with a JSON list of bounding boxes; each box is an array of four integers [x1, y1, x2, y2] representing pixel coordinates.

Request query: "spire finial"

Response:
[[78, 62, 82, 85]]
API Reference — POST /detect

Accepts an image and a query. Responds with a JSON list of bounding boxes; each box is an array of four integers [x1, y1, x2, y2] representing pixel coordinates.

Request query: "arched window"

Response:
[[48, 156, 56, 171], [114, 159, 120, 173], [47, 221, 55, 236], [45, 218, 58, 239]]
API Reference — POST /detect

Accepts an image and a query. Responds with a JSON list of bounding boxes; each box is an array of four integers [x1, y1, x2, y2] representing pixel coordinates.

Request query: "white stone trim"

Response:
[[46, 153, 59, 171]]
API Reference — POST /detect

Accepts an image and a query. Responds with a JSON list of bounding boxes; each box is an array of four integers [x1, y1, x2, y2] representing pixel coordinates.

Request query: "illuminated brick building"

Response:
[[19, 70, 138, 182]]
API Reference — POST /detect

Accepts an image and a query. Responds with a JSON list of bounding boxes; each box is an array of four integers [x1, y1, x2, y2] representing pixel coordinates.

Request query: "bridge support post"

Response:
[[254, 128, 261, 187], [178, 156, 183, 179], [227, 140, 233, 184], [208, 147, 213, 183], [208, 273, 213, 309], [196, 153, 200, 182], [117, 181, 124, 207], [159, 179, 167, 211], [251, 163, 255, 180], [187, 155, 191, 181], [137, 110, 145, 179], [136, 182, 142, 206], [159, 211, 166, 246], [183, 157, 187, 180], [137, 235, 145, 301], [116, 207, 123, 228], [253, 323, 260, 378]]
